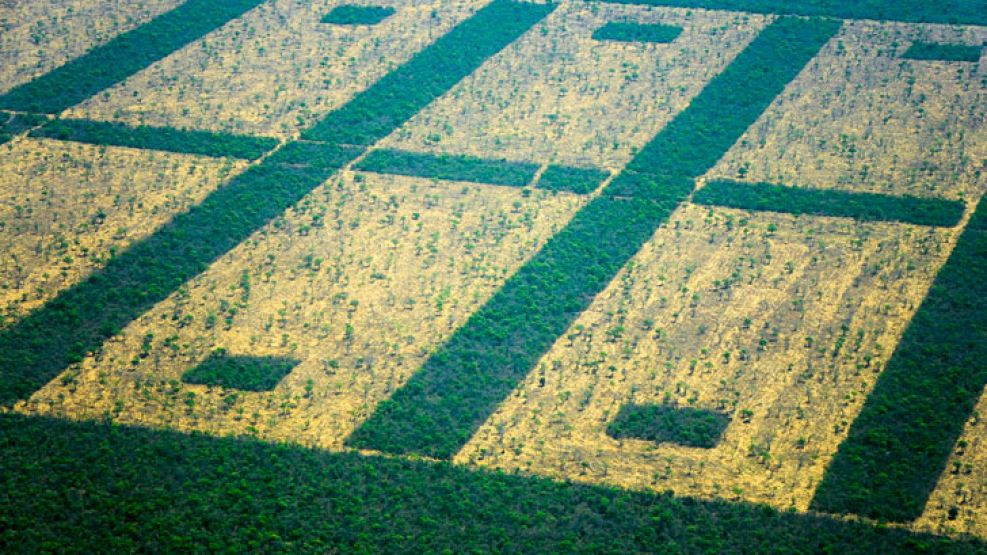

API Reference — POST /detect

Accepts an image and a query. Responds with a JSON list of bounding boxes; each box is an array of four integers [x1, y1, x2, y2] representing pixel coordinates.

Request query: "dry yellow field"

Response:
[[66, 0, 490, 139], [0, 0, 183, 95], [0, 137, 244, 326], [379, 3, 767, 169]]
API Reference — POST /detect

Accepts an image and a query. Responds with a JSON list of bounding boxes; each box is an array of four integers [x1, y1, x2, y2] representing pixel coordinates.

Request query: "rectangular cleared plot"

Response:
[[0, 0, 267, 113], [592, 22, 683, 43], [68, 0, 497, 140], [0, 138, 243, 329], [459, 202, 963, 512], [902, 41, 983, 62], [811, 203, 987, 522], [377, 4, 770, 170], [356, 149, 540, 187], [19, 172, 588, 450], [32, 119, 279, 160], [692, 180, 965, 227], [707, 20, 987, 202], [0, 0, 184, 95]]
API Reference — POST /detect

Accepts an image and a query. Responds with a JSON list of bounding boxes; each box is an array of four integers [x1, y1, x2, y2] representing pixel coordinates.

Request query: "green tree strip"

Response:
[[0, 0, 268, 114], [355, 149, 540, 187], [693, 180, 965, 227], [607, 404, 730, 448], [2, 414, 982, 553], [31, 118, 279, 160], [537, 165, 611, 194], [591, 0, 987, 26], [592, 21, 683, 43], [0, 111, 48, 146], [0, 0, 554, 407], [347, 17, 841, 458], [811, 201, 987, 522], [321, 5, 397, 25], [902, 42, 983, 62], [182, 350, 300, 391], [302, 0, 554, 146]]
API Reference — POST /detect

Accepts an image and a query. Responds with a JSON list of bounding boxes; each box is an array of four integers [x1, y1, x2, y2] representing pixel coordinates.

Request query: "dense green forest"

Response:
[[347, 17, 842, 459], [607, 404, 730, 448], [537, 165, 610, 194], [0, 0, 266, 113], [2, 413, 983, 553], [605, 0, 987, 25], [902, 41, 983, 62], [32, 118, 278, 160], [321, 5, 396, 25], [812, 201, 987, 521], [0, 0, 553, 407], [181, 350, 300, 391], [0, 111, 47, 145], [591, 22, 683, 43], [692, 180, 965, 227], [356, 149, 540, 187]]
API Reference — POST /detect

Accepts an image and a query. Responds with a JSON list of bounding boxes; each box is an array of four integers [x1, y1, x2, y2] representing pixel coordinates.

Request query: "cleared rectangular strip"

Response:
[[902, 42, 983, 62], [3, 413, 983, 552], [302, 0, 554, 146], [590, 0, 987, 26], [355, 149, 540, 187], [692, 180, 965, 227], [0, 0, 267, 114], [31, 119, 279, 160], [0, 0, 555, 407], [346, 17, 842, 459], [811, 201, 987, 522]]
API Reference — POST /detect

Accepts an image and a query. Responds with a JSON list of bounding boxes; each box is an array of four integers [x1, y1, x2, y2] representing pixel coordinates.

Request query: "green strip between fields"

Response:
[[902, 42, 983, 63], [592, 21, 683, 43], [693, 180, 965, 227], [0, 0, 268, 114], [1, 413, 981, 553], [811, 200, 987, 522], [355, 149, 541, 187], [590, 0, 987, 26], [0, 0, 555, 407], [0, 111, 48, 146], [31, 119, 279, 160], [607, 403, 730, 448], [346, 17, 842, 459]]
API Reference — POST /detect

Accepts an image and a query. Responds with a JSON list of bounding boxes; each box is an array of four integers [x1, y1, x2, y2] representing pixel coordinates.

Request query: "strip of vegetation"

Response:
[[537, 165, 610, 194], [181, 350, 299, 391], [2, 413, 982, 553], [0, 111, 48, 146], [811, 200, 987, 522], [902, 41, 983, 62], [321, 5, 396, 25], [692, 180, 965, 227], [0, 0, 267, 114], [607, 404, 730, 448], [593, 0, 987, 26], [355, 149, 540, 187], [0, 0, 553, 407], [592, 21, 683, 43], [346, 17, 841, 459], [303, 0, 554, 146], [31, 119, 278, 160]]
